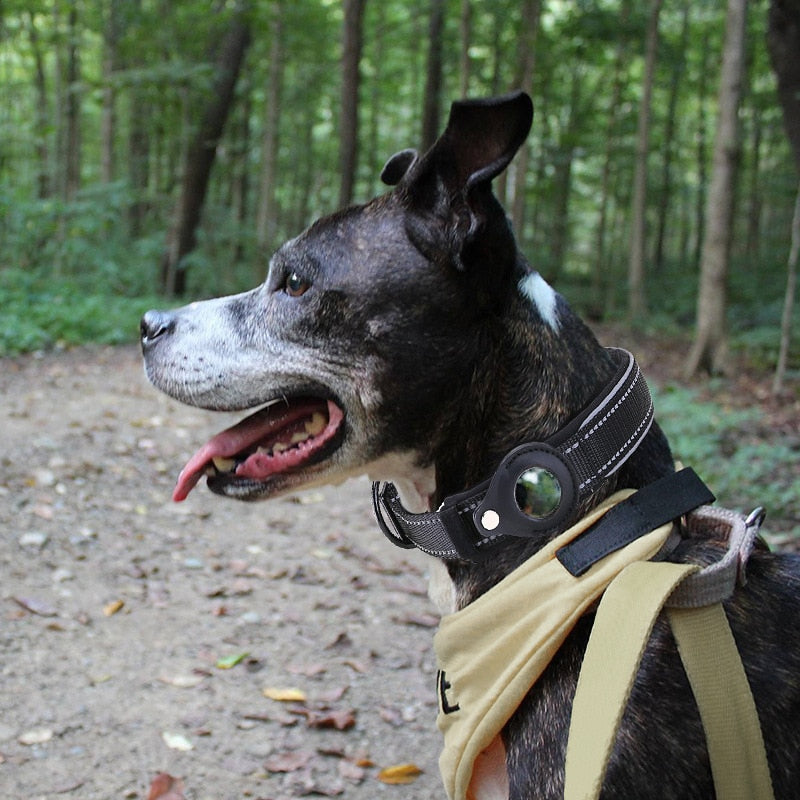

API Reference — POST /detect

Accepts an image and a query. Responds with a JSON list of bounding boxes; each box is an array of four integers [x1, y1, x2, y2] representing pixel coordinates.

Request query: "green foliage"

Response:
[[0, 184, 165, 294], [652, 384, 799, 529], [0, 0, 796, 385], [0, 268, 167, 355]]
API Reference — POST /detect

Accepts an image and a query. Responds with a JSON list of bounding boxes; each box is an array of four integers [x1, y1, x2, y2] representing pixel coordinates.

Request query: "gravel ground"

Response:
[[1, 345, 443, 800]]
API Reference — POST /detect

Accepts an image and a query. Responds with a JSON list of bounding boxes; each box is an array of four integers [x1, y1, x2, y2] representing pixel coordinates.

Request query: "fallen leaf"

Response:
[[263, 686, 307, 702], [159, 674, 205, 689], [379, 706, 403, 727], [52, 778, 85, 793], [342, 658, 368, 673], [317, 745, 347, 758], [147, 772, 186, 800], [317, 685, 348, 703], [287, 662, 327, 677], [18, 531, 49, 549], [229, 578, 254, 595], [12, 596, 58, 617], [325, 631, 353, 650], [378, 763, 423, 785], [32, 503, 54, 520], [264, 749, 314, 773], [19, 728, 53, 745], [103, 600, 125, 617], [216, 651, 249, 669], [299, 780, 343, 796], [396, 611, 439, 628], [161, 731, 193, 751], [304, 708, 356, 731], [338, 759, 366, 783]]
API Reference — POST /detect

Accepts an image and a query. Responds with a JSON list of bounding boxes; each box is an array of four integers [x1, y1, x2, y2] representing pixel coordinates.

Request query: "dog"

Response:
[[141, 92, 800, 799]]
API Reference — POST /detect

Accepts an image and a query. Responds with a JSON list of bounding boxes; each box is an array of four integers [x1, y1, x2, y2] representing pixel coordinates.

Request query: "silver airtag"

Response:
[[515, 467, 562, 519], [474, 444, 576, 539]]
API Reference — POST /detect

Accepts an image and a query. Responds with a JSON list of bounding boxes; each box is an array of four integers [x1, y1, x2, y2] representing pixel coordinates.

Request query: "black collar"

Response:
[[372, 348, 655, 561]]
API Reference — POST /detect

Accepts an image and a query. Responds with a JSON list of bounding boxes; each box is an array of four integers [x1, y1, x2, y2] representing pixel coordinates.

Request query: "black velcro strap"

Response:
[[556, 468, 715, 577]]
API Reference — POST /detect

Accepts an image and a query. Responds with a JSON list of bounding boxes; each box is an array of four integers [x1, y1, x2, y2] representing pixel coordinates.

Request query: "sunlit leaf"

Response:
[[103, 599, 125, 617], [18, 728, 53, 745], [262, 686, 307, 702], [377, 763, 423, 784], [161, 731, 193, 751], [159, 674, 204, 688]]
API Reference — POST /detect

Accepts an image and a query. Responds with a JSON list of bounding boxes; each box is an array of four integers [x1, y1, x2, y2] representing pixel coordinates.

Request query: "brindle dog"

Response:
[[141, 92, 800, 799]]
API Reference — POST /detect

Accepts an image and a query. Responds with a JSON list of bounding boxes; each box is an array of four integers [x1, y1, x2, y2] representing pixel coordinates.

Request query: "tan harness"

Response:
[[435, 498, 773, 800]]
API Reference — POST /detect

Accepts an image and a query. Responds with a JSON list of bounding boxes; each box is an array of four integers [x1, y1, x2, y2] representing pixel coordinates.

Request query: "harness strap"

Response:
[[668, 603, 774, 799], [564, 518, 774, 800], [564, 560, 695, 800]]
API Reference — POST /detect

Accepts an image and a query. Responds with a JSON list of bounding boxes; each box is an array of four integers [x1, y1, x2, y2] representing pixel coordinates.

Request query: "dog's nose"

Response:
[[140, 309, 176, 348]]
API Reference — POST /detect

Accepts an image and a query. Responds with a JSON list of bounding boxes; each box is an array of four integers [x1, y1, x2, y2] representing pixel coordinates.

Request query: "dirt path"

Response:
[[2, 339, 797, 800], [1, 346, 443, 799]]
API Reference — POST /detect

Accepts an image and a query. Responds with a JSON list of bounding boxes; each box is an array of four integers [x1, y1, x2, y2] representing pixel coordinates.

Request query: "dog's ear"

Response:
[[381, 149, 418, 186], [400, 91, 533, 274], [434, 91, 533, 192]]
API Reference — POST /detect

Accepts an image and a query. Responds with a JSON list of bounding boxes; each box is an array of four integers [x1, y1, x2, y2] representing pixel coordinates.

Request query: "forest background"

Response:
[[0, 1, 798, 526]]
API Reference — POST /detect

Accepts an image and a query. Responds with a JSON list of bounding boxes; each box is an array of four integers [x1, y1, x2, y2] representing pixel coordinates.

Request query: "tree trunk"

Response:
[[339, 0, 366, 208], [693, 31, 711, 273], [549, 69, 581, 281], [161, 11, 251, 297], [101, 0, 122, 184], [773, 183, 800, 394], [685, 0, 748, 377], [767, 0, 800, 170], [27, 11, 50, 199], [124, 0, 150, 238], [230, 77, 251, 265], [256, 1, 284, 254], [459, 0, 472, 97], [64, 1, 81, 202], [627, 0, 663, 321], [767, 0, 800, 393], [510, 0, 542, 243], [592, 0, 631, 311], [366, 1, 385, 197], [653, 1, 689, 272], [744, 106, 763, 261], [420, 0, 445, 152], [128, 90, 150, 237]]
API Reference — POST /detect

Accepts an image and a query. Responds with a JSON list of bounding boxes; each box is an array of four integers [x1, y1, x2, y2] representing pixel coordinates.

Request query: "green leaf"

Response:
[[216, 651, 249, 670]]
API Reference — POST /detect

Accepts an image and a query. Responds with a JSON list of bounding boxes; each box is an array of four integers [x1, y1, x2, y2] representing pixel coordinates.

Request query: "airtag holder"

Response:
[[473, 443, 577, 538]]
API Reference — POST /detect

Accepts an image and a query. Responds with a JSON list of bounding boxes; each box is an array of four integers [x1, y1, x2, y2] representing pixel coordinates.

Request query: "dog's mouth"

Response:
[[172, 397, 345, 502]]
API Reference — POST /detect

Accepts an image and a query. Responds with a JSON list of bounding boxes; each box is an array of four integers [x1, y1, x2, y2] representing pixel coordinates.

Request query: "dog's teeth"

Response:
[[305, 412, 326, 436], [212, 457, 236, 472], [270, 443, 288, 454], [290, 431, 311, 445]]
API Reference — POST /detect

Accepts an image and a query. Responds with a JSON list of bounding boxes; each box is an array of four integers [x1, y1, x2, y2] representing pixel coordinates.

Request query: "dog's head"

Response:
[[141, 92, 535, 506]]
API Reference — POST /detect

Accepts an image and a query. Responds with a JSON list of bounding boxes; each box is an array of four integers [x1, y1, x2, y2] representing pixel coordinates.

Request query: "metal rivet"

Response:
[[481, 509, 500, 531]]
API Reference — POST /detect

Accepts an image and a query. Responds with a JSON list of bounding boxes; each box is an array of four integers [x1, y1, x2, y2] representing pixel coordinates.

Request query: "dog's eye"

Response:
[[284, 272, 310, 297]]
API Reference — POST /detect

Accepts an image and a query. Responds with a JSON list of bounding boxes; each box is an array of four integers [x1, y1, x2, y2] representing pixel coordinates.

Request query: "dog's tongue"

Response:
[[172, 399, 340, 502]]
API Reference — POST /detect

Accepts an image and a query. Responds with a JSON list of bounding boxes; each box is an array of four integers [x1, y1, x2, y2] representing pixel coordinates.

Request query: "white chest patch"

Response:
[[519, 272, 559, 331]]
